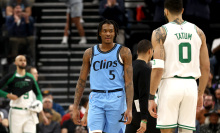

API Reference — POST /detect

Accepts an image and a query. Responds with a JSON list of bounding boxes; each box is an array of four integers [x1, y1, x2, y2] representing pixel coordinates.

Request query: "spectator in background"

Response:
[[6, 0, 31, 16], [5, 4, 35, 64], [61, 107, 77, 133], [99, 0, 127, 45], [75, 126, 87, 133], [206, 70, 215, 96], [42, 90, 65, 117], [184, 0, 212, 44], [152, 0, 165, 23], [26, 66, 39, 81], [38, 109, 61, 133], [0, 112, 8, 133], [210, 38, 220, 76], [61, 104, 73, 126], [200, 110, 220, 133], [39, 97, 62, 123], [80, 97, 88, 118], [196, 94, 216, 125], [61, 0, 87, 45], [0, 5, 9, 67], [215, 88, 220, 110]]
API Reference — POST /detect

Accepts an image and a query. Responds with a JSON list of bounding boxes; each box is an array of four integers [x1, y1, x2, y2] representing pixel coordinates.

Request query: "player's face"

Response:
[[99, 24, 115, 44], [15, 56, 27, 69], [31, 68, 39, 81]]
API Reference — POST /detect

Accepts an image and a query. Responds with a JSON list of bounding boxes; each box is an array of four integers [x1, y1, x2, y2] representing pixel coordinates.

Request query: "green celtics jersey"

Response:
[[162, 21, 201, 79], [0, 71, 42, 108]]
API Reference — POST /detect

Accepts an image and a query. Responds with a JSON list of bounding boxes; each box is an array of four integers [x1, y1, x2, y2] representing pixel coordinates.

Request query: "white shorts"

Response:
[[9, 108, 38, 133], [156, 78, 197, 131]]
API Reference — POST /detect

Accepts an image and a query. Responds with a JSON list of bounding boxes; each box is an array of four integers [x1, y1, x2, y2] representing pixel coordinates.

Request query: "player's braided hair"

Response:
[[97, 19, 119, 42]]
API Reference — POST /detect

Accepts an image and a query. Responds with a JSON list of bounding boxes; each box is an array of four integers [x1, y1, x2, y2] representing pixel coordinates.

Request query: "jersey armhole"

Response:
[[117, 46, 123, 65], [194, 24, 198, 34], [162, 25, 168, 34], [90, 46, 95, 65]]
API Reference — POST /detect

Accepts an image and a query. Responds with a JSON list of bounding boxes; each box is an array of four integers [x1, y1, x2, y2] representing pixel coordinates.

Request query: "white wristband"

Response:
[[151, 59, 164, 68]]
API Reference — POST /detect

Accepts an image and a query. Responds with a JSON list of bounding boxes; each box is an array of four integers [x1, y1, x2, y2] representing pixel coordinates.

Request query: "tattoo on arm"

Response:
[[120, 47, 133, 110], [154, 27, 166, 59], [74, 48, 92, 106], [74, 78, 87, 106], [197, 27, 205, 42]]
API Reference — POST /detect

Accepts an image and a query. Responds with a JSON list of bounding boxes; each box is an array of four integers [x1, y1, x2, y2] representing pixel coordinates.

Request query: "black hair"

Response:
[[164, 0, 183, 14], [97, 19, 119, 42], [137, 39, 152, 54]]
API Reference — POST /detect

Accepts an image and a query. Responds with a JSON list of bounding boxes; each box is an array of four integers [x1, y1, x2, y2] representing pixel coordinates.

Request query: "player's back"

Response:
[[162, 21, 201, 79]]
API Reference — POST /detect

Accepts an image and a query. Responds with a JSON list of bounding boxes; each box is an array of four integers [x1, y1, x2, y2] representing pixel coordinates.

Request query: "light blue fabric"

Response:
[[90, 44, 124, 91]]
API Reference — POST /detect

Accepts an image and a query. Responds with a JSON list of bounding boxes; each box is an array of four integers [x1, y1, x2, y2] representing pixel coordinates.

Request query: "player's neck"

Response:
[[16, 69, 26, 76], [100, 43, 115, 52], [137, 54, 150, 64], [169, 16, 184, 25]]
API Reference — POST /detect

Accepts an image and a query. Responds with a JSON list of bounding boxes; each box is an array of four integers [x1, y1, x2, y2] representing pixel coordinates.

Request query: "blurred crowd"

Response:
[[0, 0, 220, 133]]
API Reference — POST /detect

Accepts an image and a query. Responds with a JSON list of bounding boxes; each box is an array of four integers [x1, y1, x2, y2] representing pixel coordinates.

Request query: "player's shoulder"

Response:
[[195, 25, 206, 40], [119, 46, 131, 54], [153, 26, 167, 35], [84, 47, 93, 58], [5, 72, 16, 77]]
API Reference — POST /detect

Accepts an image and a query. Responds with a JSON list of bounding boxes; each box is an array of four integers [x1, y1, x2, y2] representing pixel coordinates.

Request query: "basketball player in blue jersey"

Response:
[[72, 19, 134, 133]]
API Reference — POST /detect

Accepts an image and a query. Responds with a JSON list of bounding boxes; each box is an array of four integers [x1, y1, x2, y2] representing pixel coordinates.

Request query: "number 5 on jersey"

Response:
[[109, 70, 115, 80]]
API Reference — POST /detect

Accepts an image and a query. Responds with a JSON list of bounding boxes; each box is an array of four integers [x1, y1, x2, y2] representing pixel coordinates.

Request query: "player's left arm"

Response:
[[31, 76, 43, 102], [120, 46, 134, 124]]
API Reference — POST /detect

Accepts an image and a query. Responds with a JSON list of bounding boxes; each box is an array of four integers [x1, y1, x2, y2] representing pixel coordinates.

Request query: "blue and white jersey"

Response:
[[90, 44, 124, 90]]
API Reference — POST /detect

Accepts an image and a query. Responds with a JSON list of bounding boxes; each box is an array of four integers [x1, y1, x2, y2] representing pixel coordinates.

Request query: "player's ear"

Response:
[[181, 8, 184, 14], [164, 8, 167, 16]]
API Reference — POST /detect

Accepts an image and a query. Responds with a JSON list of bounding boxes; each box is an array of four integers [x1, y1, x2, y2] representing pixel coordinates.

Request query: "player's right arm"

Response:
[[196, 26, 210, 110], [73, 48, 92, 125], [0, 73, 18, 100], [148, 26, 166, 118]]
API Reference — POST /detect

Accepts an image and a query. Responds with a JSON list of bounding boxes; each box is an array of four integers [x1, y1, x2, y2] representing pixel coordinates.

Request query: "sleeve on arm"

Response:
[[34, 80, 43, 102], [0, 73, 15, 98], [28, 74, 42, 102], [138, 67, 151, 120]]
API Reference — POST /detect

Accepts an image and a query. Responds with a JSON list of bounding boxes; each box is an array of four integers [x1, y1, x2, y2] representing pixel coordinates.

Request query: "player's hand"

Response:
[[124, 109, 132, 125], [197, 95, 203, 112], [148, 100, 158, 118], [81, 112, 88, 126], [7, 93, 18, 100], [72, 105, 81, 125], [137, 121, 147, 133]]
